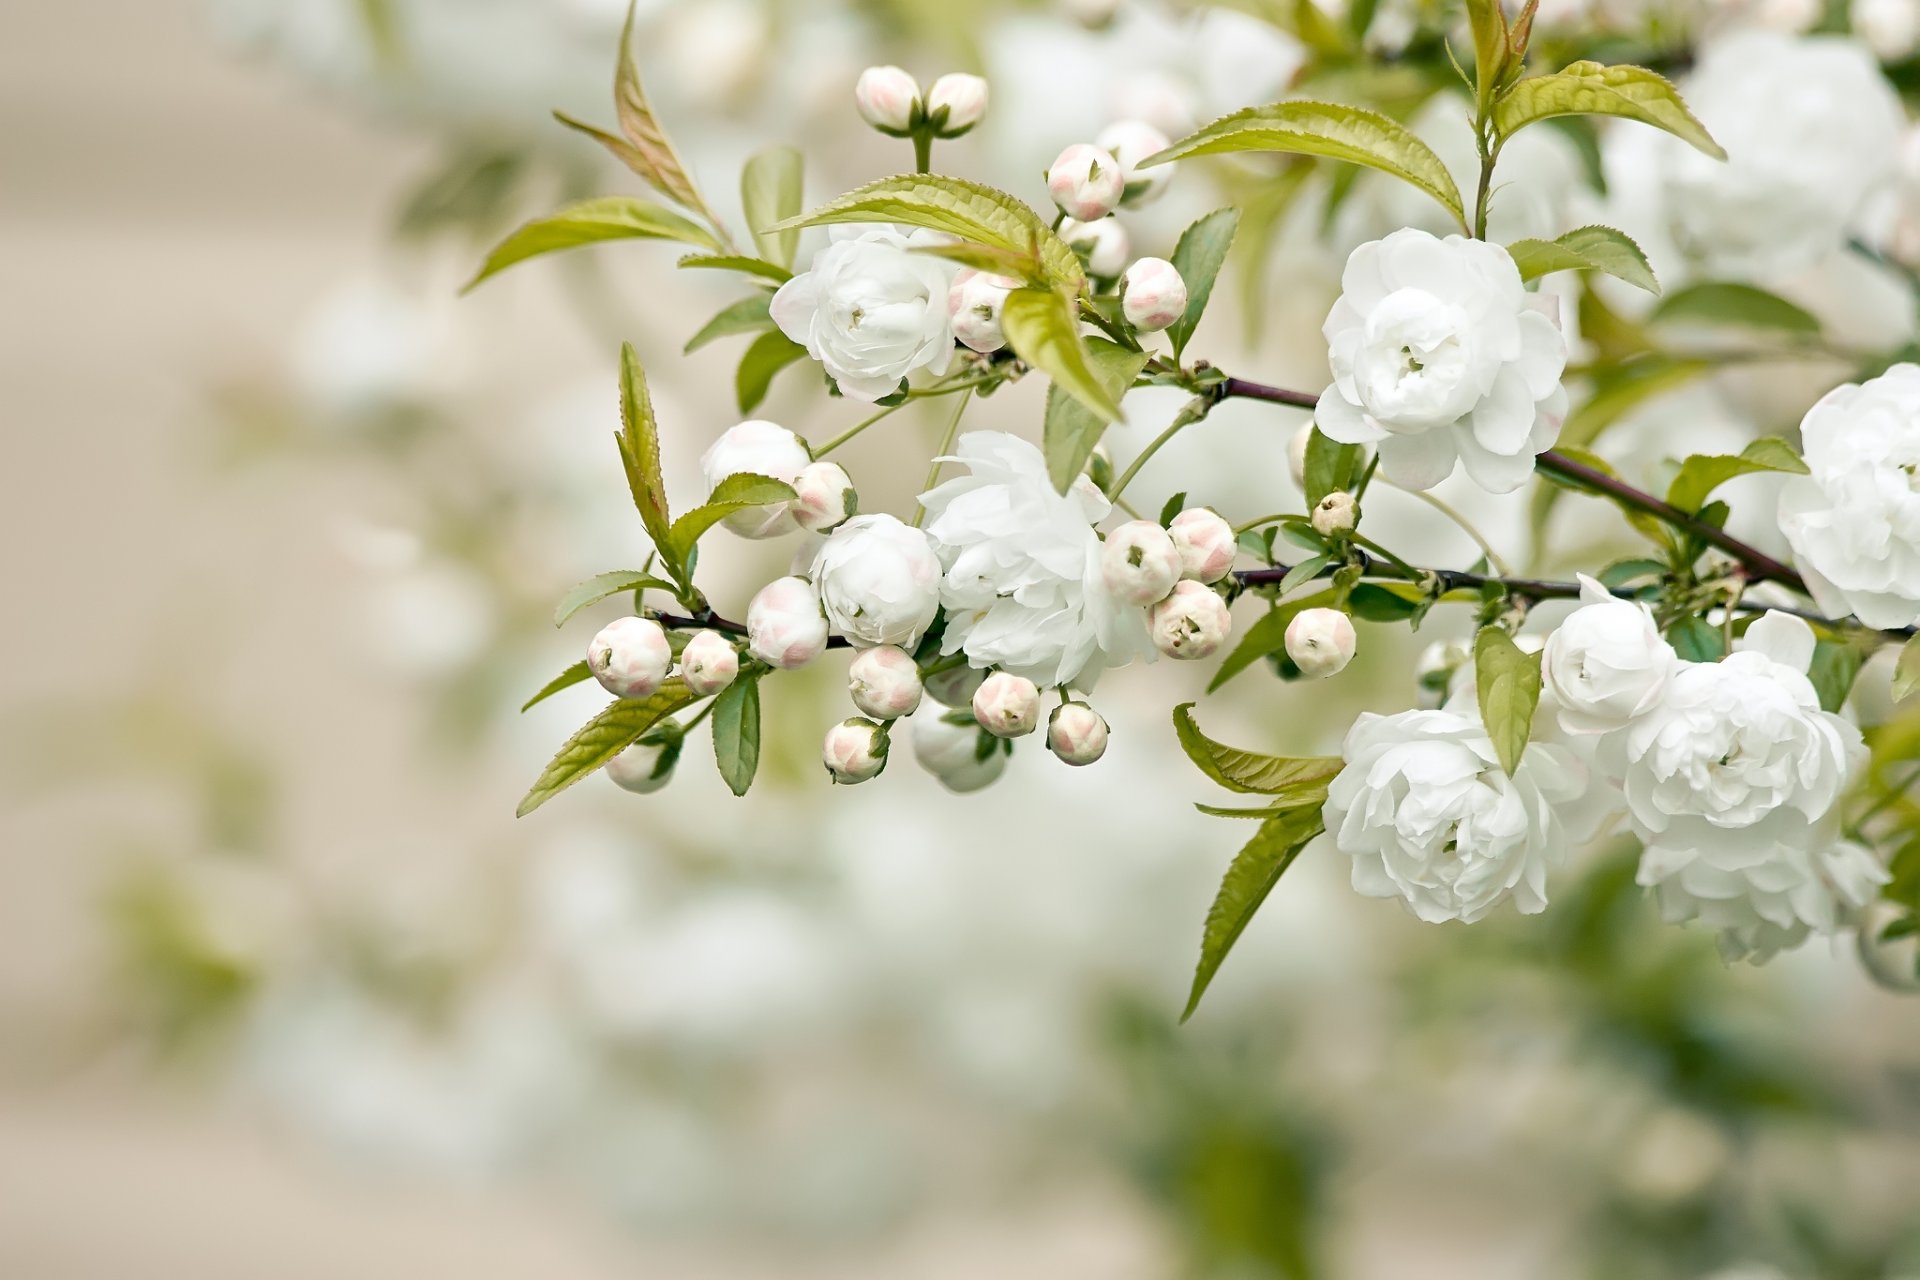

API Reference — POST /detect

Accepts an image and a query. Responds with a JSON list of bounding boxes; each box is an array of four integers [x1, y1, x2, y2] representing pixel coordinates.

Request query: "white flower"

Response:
[[973, 671, 1041, 738], [1324, 708, 1593, 923], [948, 269, 1017, 354], [854, 65, 918, 132], [1541, 575, 1678, 734], [1046, 143, 1124, 221], [848, 645, 923, 720], [920, 432, 1152, 686], [587, 616, 671, 699], [809, 513, 942, 648], [1168, 507, 1236, 583], [1620, 613, 1872, 959], [1147, 580, 1231, 660], [1099, 519, 1182, 606], [605, 734, 677, 793], [1285, 607, 1356, 678], [1316, 228, 1569, 493], [1096, 120, 1174, 206], [1057, 216, 1131, 278], [1047, 702, 1109, 765], [909, 707, 1006, 792], [790, 460, 856, 533], [1857, 0, 1920, 61], [699, 421, 813, 538], [677, 629, 739, 697], [771, 226, 958, 401], [822, 718, 889, 784], [1778, 363, 1920, 629], [746, 576, 829, 669], [925, 72, 987, 137], [1120, 258, 1187, 332]]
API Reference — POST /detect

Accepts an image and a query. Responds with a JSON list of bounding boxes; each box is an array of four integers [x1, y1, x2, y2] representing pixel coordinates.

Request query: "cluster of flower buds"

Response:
[[1043, 121, 1177, 288], [854, 66, 988, 140], [1097, 508, 1236, 660]]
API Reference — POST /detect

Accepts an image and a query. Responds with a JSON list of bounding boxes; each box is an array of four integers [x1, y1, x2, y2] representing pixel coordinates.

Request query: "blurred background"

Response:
[[3, 1, 1919, 1276]]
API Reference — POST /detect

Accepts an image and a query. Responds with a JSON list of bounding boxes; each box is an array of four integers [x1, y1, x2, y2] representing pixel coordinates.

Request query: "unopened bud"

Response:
[[823, 717, 890, 784], [1285, 607, 1356, 678], [605, 733, 678, 794], [1288, 424, 1313, 489], [1415, 639, 1472, 708], [849, 645, 924, 720], [699, 420, 813, 539], [925, 73, 988, 137], [1148, 580, 1231, 660], [1121, 257, 1187, 333], [910, 709, 1006, 792], [948, 269, 1017, 354], [1311, 490, 1357, 537], [854, 65, 920, 133], [1168, 507, 1236, 583], [588, 615, 672, 698], [1857, 0, 1920, 60], [1753, 0, 1821, 32], [1100, 519, 1182, 606], [1057, 216, 1131, 278], [1086, 443, 1115, 495], [1096, 120, 1174, 207], [791, 460, 857, 533], [1047, 701, 1109, 765], [1047, 143, 1125, 221], [973, 671, 1041, 737], [677, 628, 740, 696], [746, 576, 828, 669]]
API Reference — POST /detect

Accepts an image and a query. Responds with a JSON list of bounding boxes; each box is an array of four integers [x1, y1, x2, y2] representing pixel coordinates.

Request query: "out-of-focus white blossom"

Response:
[[1147, 580, 1230, 660], [910, 708, 1007, 792], [1047, 143, 1125, 221], [1057, 216, 1131, 278], [973, 671, 1041, 738], [588, 616, 672, 699], [1095, 119, 1173, 206], [854, 65, 919, 132], [771, 227, 958, 401], [606, 735, 677, 793], [699, 421, 813, 539], [1120, 257, 1187, 332], [848, 645, 924, 720], [746, 576, 829, 669], [1541, 576, 1678, 734], [810, 514, 943, 648]]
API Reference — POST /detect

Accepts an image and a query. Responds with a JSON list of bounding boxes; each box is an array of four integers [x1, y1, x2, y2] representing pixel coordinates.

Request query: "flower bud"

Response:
[[925, 73, 988, 138], [1541, 575, 1678, 734], [948, 269, 1018, 354], [1284, 607, 1356, 678], [587, 615, 672, 698], [746, 575, 828, 669], [1121, 257, 1187, 333], [823, 717, 889, 784], [854, 65, 920, 133], [1100, 519, 1182, 606], [699, 420, 813, 538], [1414, 639, 1471, 709], [605, 734, 678, 794], [849, 644, 924, 720], [1148, 580, 1231, 660], [1857, 0, 1920, 60], [1288, 424, 1313, 489], [1086, 443, 1115, 495], [1047, 701, 1108, 766], [1754, 0, 1821, 32], [972, 671, 1041, 738], [924, 663, 986, 708], [1096, 120, 1174, 207], [1168, 507, 1235, 583], [791, 460, 857, 533], [910, 709, 1006, 792], [1311, 490, 1357, 537], [677, 629, 739, 696], [1057, 216, 1131, 278], [1046, 144, 1124, 221]]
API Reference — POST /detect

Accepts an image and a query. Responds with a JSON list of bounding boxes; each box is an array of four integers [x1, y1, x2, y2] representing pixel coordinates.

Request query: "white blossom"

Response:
[[790, 460, 856, 533], [1541, 575, 1678, 734], [605, 736, 677, 794], [1856, 0, 1920, 61], [909, 707, 1006, 792], [1168, 508, 1235, 584], [973, 671, 1041, 738], [1095, 119, 1174, 206], [746, 576, 829, 669], [1147, 580, 1231, 660], [587, 616, 672, 699], [1099, 519, 1182, 606], [677, 630, 739, 697], [1057, 216, 1131, 278], [1316, 228, 1569, 493], [771, 226, 958, 401], [698, 421, 813, 539], [809, 514, 943, 648], [848, 645, 924, 720], [948, 269, 1017, 354], [1778, 363, 1920, 629], [1047, 702, 1109, 766], [1120, 258, 1187, 332]]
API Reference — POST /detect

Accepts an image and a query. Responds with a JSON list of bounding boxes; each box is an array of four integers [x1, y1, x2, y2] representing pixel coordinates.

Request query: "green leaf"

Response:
[[1466, 0, 1515, 113], [609, 0, 712, 216], [1808, 639, 1862, 715], [1507, 224, 1658, 294], [554, 570, 681, 627], [1598, 557, 1666, 588], [1042, 337, 1150, 493], [1494, 61, 1725, 159], [1002, 287, 1124, 425], [517, 680, 697, 816], [710, 676, 762, 796], [735, 330, 807, 414], [521, 660, 593, 713], [771, 174, 1082, 291], [1278, 554, 1333, 595], [1667, 615, 1725, 663], [1145, 100, 1466, 225], [1665, 437, 1809, 513], [1650, 282, 1821, 336], [1303, 427, 1361, 508], [463, 197, 719, 291], [616, 343, 675, 561], [911, 241, 1040, 278], [1172, 703, 1344, 795], [1180, 805, 1324, 1022], [1208, 588, 1340, 692], [1349, 583, 1421, 622], [1166, 207, 1240, 360], [684, 293, 773, 354], [1895, 636, 1920, 704], [741, 145, 803, 269], [1473, 627, 1541, 777], [666, 473, 797, 567], [677, 253, 792, 283]]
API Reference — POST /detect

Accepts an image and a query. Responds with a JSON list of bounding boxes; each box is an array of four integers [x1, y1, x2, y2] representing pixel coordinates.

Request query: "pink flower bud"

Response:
[[972, 671, 1041, 738], [1100, 519, 1182, 606], [926, 73, 988, 137], [1057, 216, 1131, 278], [677, 629, 739, 697], [746, 576, 828, 669], [823, 717, 890, 784], [1096, 119, 1174, 206], [848, 645, 924, 720], [1121, 257, 1187, 332], [1148, 580, 1231, 660], [1047, 701, 1109, 766], [587, 615, 672, 698], [1046, 143, 1124, 221], [854, 65, 920, 133], [1285, 607, 1356, 678], [791, 460, 857, 533], [1169, 508, 1236, 583], [948, 270, 1018, 353]]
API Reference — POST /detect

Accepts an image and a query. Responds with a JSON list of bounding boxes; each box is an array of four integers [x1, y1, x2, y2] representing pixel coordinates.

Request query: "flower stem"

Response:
[[1389, 482, 1514, 577], [815, 402, 905, 456], [913, 130, 933, 175]]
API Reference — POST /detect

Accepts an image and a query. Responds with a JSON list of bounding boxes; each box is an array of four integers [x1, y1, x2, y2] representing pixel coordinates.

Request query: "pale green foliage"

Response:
[[1651, 282, 1822, 336], [1493, 61, 1724, 159], [518, 680, 698, 816], [741, 145, 803, 269], [1166, 207, 1240, 361], [1665, 438, 1809, 514], [554, 571, 680, 627], [1507, 226, 1658, 294], [1001, 286, 1123, 424], [1474, 627, 1542, 778], [1043, 339, 1149, 493], [464, 197, 719, 290]]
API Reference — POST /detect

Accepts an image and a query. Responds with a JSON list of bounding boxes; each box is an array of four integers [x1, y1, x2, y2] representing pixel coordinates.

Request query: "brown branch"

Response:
[[649, 609, 853, 650]]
